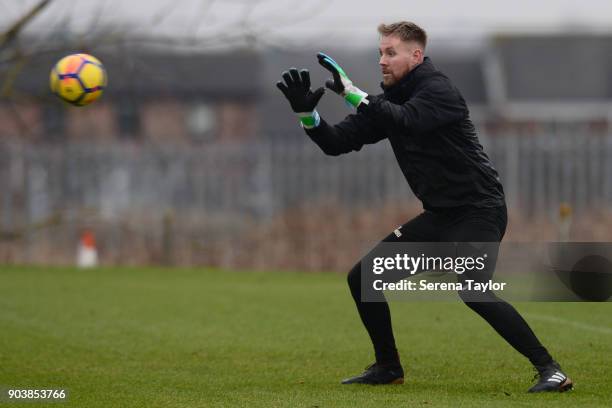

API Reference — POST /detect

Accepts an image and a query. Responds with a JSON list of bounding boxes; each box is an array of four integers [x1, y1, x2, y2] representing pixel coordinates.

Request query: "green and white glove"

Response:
[[317, 52, 369, 108]]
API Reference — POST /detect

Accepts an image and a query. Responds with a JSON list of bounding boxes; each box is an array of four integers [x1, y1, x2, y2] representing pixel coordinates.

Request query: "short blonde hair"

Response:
[[377, 21, 427, 49]]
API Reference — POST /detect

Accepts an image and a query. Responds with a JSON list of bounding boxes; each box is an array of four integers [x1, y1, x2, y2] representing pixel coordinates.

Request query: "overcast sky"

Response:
[[3, 0, 612, 50]]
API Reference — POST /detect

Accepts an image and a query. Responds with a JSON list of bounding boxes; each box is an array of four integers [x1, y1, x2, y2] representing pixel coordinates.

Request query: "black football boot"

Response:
[[528, 361, 573, 393], [341, 363, 404, 385]]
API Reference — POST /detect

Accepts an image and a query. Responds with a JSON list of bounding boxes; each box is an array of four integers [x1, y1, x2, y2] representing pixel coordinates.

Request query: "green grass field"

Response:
[[1, 266, 611, 407]]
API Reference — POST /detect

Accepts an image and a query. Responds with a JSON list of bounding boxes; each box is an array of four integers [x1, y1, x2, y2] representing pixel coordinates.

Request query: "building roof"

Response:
[[494, 34, 612, 101]]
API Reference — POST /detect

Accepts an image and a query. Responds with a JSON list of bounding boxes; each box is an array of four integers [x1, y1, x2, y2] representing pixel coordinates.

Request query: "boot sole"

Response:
[[559, 378, 573, 392], [341, 377, 405, 385]]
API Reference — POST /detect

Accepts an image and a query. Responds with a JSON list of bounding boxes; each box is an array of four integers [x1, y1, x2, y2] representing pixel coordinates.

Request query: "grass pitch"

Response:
[[1, 266, 611, 407]]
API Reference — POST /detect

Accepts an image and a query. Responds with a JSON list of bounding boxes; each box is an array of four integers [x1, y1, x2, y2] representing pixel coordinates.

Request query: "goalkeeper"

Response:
[[276, 21, 572, 393]]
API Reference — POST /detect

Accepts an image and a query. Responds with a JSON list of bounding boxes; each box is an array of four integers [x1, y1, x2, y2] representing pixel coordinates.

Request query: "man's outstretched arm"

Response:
[[318, 52, 466, 134], [359, 82, 467, 134], [276, 67, 385, 156]]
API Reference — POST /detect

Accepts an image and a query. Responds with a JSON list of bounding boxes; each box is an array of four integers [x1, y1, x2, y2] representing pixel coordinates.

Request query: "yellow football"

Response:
[[50, 53, 107, 106]]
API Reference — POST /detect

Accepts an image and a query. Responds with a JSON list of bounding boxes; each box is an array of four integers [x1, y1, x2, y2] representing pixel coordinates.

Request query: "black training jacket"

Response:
[[306, 57, 505, 210]]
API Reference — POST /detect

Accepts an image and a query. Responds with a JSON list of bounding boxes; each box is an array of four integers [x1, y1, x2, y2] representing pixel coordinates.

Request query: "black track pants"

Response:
[[347, 205, 553, 367]]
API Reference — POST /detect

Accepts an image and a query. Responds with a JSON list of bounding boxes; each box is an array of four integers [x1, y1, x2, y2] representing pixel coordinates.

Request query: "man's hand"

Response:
[[276, 68, 325, 129], [317, 52, 368, 108]]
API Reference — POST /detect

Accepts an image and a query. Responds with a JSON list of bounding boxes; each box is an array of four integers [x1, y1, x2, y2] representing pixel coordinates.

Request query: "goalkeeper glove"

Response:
[[276, 68, 325, 129], [317, 52, 369, 108]]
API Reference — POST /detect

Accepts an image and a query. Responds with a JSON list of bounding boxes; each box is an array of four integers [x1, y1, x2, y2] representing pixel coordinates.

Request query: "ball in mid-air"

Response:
[[50, 53, 107, 106]]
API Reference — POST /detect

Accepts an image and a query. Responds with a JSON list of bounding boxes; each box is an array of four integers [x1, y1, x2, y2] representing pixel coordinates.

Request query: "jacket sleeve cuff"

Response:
[[297, 110, 321, 129], [357, 94, 379, 116]]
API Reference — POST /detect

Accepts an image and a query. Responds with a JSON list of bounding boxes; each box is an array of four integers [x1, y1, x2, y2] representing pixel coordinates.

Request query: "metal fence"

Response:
[[2, 131, 612, 226], [1, 131, 612, 267]]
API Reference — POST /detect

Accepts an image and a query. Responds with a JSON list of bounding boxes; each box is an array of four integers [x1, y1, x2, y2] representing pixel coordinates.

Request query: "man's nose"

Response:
[[379, 55, 386, 66]]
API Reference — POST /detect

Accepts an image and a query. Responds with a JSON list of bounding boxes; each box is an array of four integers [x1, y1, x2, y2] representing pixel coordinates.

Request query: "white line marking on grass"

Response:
[[525, 313, 612, 335]]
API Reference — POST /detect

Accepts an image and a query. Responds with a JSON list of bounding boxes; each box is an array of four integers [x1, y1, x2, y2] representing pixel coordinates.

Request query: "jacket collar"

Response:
[[381, 57, 437, 101]]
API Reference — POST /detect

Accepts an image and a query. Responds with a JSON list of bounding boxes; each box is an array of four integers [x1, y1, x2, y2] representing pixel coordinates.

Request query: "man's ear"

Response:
[[414, 47, 424, 62]]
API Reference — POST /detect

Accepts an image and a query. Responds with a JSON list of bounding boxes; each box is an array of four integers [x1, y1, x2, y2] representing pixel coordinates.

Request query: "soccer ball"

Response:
[[50, 53, 107, 106]]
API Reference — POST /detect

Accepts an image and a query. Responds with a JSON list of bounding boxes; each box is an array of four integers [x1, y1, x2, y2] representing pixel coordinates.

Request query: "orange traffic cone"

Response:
[[77, 229, 98, 268]]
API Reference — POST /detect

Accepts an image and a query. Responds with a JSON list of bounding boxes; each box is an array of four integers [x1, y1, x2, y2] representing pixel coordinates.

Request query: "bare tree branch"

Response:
[[0, 0, 52, 52]]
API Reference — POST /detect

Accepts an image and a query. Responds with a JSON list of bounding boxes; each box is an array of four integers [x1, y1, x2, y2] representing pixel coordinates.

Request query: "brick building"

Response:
[[1, 49, 262, 144]]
